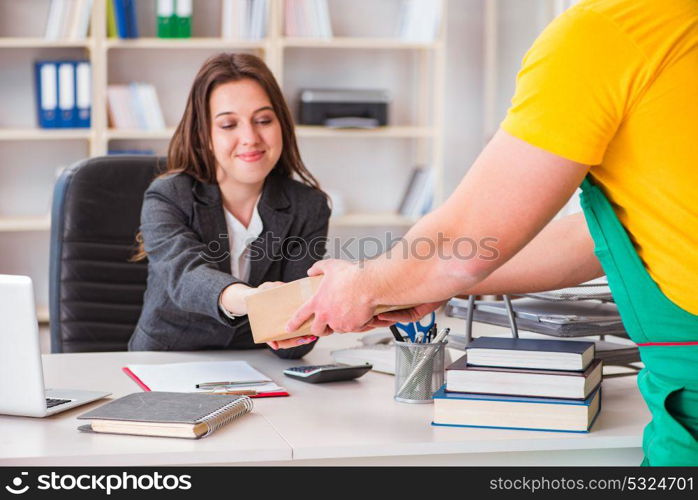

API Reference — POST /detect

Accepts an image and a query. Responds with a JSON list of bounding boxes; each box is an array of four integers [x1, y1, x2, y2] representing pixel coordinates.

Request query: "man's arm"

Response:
[[287, 129, 592, 335], [375, 212, 602, 324]]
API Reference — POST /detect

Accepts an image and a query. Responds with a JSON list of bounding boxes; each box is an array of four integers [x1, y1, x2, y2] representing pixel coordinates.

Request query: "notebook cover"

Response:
[[446, 354, 601, 377], [77, 423, 205, 440], [433, 384, 600, 405], [76, 392, 248, 424], [122, 366, 289, 398], [467, 336, 595, 355]]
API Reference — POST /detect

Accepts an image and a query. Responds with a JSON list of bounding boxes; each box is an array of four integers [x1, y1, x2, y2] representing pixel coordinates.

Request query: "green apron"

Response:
[[580, 177, 698, 466]]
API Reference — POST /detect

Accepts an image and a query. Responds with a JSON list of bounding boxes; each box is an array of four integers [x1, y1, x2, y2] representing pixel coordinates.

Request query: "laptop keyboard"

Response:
[[46, 398, 72, 408]]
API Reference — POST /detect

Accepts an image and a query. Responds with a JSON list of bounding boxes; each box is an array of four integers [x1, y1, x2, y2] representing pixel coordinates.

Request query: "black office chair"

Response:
[[49, 155, 164, 353]]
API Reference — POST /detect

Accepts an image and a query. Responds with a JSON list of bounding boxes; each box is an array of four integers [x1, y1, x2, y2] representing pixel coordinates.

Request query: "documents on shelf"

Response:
[[284, 0, 332, 38], [397, 166, 434, 218], [397, 0, 443, 42], [45, 0, 94, 41], [222, 0, 269, 40], [123, 360, 288, 398], [34, 59, 93, 129], [107, 83, 165, 130]]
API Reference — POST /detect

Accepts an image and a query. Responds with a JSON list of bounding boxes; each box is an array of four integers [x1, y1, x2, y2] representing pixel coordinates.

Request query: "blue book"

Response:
[[466, 336, 596, 371], [74, 61, 91, 128], [125, 0, 139, 38], [432, 385, 602, 433], [35, 61, 60, 128], [113, 0, 132, 38]]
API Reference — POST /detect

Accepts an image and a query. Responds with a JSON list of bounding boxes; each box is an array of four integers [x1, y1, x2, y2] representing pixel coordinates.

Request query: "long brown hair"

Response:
[[132, 53, 323, 261]]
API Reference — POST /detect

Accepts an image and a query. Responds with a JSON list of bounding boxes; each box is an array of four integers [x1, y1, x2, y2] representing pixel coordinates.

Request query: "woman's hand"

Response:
[[220, 281, 285, 316], [266, 335, 318, 351], [221, 281, 317, 350]]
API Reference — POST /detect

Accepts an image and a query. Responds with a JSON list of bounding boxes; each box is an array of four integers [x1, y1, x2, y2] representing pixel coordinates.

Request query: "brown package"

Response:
[[246, 276, 412, 343]]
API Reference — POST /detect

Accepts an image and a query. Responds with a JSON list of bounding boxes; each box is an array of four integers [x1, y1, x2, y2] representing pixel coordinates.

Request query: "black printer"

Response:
[[298, 89, 390, 127]]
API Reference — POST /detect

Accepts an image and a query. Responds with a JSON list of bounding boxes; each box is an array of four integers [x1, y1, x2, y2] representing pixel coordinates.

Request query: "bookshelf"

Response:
[[0, 0, 447, 317]]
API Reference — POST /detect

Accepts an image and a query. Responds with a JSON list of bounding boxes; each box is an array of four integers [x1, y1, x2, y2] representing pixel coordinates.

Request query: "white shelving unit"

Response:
[[0, 0, 447, 317]]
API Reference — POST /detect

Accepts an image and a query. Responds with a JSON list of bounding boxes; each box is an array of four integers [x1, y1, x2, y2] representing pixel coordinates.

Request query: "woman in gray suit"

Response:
[[128, 53, 328, 358]]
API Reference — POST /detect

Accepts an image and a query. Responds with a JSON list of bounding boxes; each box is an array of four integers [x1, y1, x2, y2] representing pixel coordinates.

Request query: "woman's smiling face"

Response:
[[209, 78, 283, 187]]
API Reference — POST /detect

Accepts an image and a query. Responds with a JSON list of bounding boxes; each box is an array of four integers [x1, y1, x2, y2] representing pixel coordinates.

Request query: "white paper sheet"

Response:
[[124, 360, 285, 393]]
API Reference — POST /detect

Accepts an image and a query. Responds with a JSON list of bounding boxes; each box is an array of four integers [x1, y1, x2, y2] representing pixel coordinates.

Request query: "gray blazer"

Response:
[[128, 170, 330, 358]]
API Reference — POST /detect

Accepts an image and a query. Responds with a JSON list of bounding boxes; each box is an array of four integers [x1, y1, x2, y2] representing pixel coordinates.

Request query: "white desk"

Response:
[[0, 319, 647, 466]]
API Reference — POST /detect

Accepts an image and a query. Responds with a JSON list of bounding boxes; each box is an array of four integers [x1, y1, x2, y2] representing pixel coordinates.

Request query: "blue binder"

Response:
[[35, 61, 60, 129], [57, 61, 76, 127], [74, 61, 92, 128]]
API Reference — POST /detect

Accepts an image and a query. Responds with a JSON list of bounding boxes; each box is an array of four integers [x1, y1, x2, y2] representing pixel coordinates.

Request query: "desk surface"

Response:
[[1, 318, 648, 466]]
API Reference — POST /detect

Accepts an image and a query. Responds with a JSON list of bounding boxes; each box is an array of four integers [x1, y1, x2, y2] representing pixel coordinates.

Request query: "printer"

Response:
[[298, 89, 390, 128]]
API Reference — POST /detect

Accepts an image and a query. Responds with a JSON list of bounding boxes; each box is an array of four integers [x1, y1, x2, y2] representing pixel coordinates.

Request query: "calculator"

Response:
[[283, 363, 372, 384]]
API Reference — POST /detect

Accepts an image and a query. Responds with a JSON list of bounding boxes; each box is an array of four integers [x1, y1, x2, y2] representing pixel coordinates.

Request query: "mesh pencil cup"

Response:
[[394, 340, 447, 404]]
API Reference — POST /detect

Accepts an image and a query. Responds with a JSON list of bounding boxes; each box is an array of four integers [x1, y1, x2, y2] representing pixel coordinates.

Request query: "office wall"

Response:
[[0, 0, 561, 306]]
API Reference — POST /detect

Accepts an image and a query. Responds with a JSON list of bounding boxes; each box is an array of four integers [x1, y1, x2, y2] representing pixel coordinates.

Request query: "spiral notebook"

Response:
[[77, 392, 253, 439]]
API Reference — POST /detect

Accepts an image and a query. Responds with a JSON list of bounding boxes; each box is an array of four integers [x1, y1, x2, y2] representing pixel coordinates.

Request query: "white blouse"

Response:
[[222, 199, 263, 282]]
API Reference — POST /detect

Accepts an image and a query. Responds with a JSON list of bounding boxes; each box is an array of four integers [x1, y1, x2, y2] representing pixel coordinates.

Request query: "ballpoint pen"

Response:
[[200, 390, 258, 396], [195, 380, 269, 389]]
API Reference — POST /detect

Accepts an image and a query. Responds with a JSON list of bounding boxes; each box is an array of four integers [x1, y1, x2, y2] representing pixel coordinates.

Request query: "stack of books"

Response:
[[433, 336, 603, 433]]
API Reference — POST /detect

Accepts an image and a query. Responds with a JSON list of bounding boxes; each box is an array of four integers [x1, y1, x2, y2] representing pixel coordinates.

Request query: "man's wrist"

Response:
[[355, 262, 380, 309]]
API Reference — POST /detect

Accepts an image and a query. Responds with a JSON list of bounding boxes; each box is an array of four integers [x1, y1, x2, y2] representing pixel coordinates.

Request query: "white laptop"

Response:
[[0, 274, 110, 417]]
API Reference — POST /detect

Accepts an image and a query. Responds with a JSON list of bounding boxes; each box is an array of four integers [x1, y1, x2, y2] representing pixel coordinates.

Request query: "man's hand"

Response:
[[285, 259, 376, 336], [370, 301, 446, 327]]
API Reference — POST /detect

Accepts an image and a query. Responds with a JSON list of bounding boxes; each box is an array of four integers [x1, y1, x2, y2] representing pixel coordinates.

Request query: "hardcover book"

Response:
[[465, 336, 595, 371], [445, 355, 603, 399], [432, 385, 602, 433]]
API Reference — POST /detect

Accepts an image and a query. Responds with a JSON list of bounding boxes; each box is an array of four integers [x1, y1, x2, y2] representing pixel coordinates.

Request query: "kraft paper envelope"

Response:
[[246, 276, 413, 343]]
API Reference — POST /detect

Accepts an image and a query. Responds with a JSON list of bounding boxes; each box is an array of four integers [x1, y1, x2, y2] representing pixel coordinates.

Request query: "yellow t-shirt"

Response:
[[501, 0, 698, 314]]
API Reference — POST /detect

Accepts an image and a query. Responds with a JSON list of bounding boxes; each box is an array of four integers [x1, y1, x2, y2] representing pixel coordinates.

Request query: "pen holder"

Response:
[[394, 341, 447, 404]]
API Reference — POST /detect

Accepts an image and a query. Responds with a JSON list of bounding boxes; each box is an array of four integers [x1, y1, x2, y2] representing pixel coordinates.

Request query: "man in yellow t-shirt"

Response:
[[280, 0, 698, 465], [501, 0, 697, 315]]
